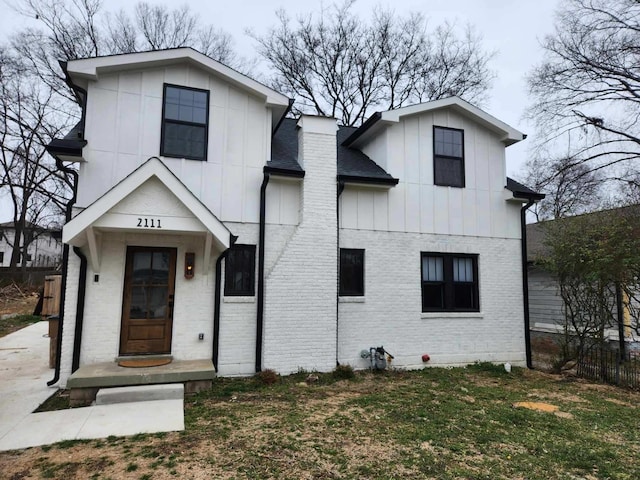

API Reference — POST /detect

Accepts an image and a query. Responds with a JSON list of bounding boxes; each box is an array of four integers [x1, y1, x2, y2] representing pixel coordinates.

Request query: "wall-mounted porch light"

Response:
[[185, 252, 195, 279]]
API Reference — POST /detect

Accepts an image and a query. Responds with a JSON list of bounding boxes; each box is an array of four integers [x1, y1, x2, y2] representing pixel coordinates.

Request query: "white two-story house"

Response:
[[0, 222, 62, 268], [46, 48, 542, 395]]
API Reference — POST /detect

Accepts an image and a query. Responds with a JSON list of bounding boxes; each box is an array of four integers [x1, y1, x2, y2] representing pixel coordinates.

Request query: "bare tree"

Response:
[[0, 49, 74, 275], [10, 0, 238, 101], [133, 3, 234, 61], [527, 0, 640, 188], [252, 1, 494, 126], [521, 154, 604, 221]]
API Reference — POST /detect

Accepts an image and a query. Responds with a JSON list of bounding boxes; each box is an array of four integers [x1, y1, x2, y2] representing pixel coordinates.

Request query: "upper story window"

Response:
[[224, 245, 256, 296], [339, 248, 365, 296], [161, 84, 209, 161], [433, 126, 464, 188], [421, 252, 479, 312]]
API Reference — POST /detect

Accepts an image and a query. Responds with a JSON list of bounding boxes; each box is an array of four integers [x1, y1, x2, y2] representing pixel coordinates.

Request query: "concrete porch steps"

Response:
[[67, 359, 216, 389], [68, 359, 215, 406], [95, 384, 184, 405]]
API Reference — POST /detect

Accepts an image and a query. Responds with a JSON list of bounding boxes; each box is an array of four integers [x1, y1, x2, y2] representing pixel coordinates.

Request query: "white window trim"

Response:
[[223, 296, 256, 304], [421, 312, 484, 320], [339, 296, 366, 303]]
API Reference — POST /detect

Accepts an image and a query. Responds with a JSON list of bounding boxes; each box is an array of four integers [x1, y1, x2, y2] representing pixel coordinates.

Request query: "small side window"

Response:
[[224, 245, 256, 296], [339, 249, 365, 296]]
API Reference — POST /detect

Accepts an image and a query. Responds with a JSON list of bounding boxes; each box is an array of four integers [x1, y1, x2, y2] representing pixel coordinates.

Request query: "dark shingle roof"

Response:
[[267, 118, 304, 177], [268, 118, 398, 185], [46, 121, 87, 158], [337, 126, 398, 185], [506, 177, 545, 200]]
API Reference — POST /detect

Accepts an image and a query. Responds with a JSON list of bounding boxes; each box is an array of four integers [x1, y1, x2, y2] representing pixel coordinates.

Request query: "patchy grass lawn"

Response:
[[0, 314, 42, 338], [1, 365, 639, 479]]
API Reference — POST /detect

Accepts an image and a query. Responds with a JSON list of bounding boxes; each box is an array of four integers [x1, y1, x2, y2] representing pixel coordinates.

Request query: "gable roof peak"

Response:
[[343, 96, 525, 148], [65, 47, 290, 109]]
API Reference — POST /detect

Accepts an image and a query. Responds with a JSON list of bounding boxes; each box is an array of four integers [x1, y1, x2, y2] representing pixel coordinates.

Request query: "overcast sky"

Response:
[[0, 0, 560, 222]]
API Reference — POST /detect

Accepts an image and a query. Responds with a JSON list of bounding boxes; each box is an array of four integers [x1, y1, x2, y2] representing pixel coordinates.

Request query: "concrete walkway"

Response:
[[0, 322, 184, 452]]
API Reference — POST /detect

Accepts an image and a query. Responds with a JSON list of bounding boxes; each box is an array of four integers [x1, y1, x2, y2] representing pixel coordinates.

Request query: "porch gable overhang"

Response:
[[63, 157, 232, 271]]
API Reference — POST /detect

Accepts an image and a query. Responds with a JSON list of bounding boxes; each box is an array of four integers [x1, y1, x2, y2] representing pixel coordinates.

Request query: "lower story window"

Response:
[[339, 248, 364, 296], [421, 252, 479, 312], [225, 245, 256, 296]]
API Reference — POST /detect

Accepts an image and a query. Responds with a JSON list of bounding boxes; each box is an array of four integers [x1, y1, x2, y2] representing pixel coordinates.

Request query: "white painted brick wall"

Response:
[[338, 228, 526, 370], [59, 120, 526, 382], [58, 249, 80, 388], [216, 222, 258, 376], [216, 221, 301, 376], [263, 117, 338, 374], [78, 232, 217, 365], [58, 210, 303, 384]]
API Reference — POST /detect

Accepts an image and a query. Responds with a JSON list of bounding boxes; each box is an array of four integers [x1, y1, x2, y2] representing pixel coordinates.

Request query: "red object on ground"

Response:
[[422, 354, 430, 362]]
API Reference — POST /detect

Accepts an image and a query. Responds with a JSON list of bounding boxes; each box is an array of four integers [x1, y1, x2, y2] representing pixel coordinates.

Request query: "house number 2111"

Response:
[[137, 218, 162, 228]]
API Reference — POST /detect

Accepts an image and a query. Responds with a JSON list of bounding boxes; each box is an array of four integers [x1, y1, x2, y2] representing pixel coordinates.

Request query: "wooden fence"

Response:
[[577, 348, 640, 389], [0, 267, 61, 286]]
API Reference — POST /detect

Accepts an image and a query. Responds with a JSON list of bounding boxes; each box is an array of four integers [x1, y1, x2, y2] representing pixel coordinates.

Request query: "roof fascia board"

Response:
[[346, 97, 525, 148], [63, 157, 231, 248], [380, 98, 525, 145], [66, 48, 290, 108], [337, 174, 399, 188], [504, 188, 545, 203], [263, 166, 305, 179]]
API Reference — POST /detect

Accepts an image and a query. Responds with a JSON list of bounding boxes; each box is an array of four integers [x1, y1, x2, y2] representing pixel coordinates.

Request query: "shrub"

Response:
[[255, 369, 279, 386], [332, 364, 355, 380]]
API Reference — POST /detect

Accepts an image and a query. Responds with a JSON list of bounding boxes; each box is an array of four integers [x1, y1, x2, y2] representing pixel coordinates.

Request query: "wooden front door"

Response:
[[120, 247, 177, 355]]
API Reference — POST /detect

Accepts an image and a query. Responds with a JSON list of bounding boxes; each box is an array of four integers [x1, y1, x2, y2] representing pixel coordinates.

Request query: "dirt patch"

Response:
[[554, 411, 574, 419], [513, 401, 560, 413], [575, 380, 622, 393], [526, 390, 587, 403], [513, 401, 575, 419], [604, 397, 637, 408], [0, 283, 39, 316]]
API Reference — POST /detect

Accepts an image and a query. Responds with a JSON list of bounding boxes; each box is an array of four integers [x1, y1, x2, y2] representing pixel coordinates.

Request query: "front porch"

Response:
[[67, 359, 216, 406]]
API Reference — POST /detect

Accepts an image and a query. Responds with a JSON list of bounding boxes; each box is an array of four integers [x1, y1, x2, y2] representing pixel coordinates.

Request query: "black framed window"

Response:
[[224, 245, 256, 296], [434, 126, 465, 187], [0, 252, 4, 263], [421, 253, 479, 312], [339, 248, 364, 296], [161, 84, 209, 161]]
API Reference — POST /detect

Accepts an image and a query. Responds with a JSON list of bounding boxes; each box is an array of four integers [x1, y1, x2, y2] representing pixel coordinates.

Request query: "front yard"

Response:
[[1, 364, 638, 479]]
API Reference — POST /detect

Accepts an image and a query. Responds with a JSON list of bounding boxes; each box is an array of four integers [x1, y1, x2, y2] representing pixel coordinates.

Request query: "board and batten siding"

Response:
[[76, 64, 299, 226], [340, 109, 521, 239]]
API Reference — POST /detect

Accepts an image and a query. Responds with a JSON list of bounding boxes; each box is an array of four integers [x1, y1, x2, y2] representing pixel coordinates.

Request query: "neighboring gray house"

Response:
[[526, 213, 637, 344]]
